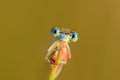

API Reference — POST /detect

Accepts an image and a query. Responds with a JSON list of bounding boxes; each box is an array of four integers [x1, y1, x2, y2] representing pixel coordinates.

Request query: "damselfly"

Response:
[[45, 27, 78, 80]]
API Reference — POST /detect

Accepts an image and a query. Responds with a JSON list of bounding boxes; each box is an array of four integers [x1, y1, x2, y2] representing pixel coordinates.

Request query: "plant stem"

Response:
[[49, 52, 61, 80]]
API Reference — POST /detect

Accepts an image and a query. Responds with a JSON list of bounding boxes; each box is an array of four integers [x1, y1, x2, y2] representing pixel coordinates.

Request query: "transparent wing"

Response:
[[66, 43, 71, 59], [45, 40, 59, 62], [48, 41, 58, 52]]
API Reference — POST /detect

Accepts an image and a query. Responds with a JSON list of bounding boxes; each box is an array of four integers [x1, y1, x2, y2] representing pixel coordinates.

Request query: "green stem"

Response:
[[49, 52, 61, 80]]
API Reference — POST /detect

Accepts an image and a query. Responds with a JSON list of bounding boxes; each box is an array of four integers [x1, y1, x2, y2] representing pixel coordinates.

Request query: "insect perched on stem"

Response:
[[45, 27, 78, 80]]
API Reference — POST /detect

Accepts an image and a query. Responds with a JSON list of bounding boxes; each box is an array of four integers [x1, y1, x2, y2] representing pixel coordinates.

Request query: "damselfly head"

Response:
[[50, 27, 78, 42]]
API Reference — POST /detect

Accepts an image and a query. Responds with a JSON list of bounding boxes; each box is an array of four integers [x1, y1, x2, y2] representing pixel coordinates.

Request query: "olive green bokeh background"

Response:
[[0, 0, 120, 80]]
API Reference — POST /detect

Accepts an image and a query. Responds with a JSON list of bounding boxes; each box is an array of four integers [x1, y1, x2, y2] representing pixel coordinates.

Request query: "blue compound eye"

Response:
[[70, 32, 78, 42], [50, 27, 60, 37]]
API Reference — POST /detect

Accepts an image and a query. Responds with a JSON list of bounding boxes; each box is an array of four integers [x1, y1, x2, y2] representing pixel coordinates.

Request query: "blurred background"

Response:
[[0, 0, 120, 80]]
